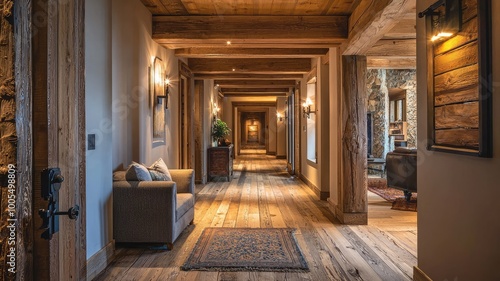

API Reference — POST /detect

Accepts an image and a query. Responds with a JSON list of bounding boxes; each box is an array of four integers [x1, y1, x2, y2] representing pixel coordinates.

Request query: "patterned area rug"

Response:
[[181, 228, 309, 272], [368, 178, 417, 212]]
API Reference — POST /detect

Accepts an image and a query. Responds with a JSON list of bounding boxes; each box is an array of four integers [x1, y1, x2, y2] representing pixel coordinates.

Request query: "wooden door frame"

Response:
[[14, 0, 86, 279], [178, 61, 194, 169]]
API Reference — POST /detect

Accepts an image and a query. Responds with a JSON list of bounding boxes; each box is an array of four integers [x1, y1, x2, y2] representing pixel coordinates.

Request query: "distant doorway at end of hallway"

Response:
[[240, 112, 266, 151]]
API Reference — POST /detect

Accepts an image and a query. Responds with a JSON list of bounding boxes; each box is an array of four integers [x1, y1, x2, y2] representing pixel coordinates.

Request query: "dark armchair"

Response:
[[386, 147, 417, 201]]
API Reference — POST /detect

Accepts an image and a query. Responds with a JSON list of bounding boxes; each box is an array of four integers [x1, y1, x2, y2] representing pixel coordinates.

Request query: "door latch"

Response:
[[38, 168, 79, 240]]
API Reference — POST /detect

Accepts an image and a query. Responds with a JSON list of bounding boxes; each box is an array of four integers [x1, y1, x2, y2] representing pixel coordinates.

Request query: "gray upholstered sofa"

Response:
[[112, 169, 195, 249]]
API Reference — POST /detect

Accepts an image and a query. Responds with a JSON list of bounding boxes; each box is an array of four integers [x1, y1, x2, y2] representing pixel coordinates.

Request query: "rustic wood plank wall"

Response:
[[433, 0, 479, 149], [0, 1, 15, 279]]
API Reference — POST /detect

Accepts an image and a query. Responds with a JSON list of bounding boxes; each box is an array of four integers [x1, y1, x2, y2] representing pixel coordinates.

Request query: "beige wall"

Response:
[[416, 1, 500, 280], [85, 0, 112, 259], [111, 0, 181, 170]]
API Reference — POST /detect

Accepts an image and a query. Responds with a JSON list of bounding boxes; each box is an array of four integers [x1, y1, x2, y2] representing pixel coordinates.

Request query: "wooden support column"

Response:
[[0, 1, 16, 279], [336, 55, 368, 224]]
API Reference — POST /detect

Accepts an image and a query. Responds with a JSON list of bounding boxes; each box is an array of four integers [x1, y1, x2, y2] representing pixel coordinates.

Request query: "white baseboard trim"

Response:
[[87, 240, 115, 280], [414, 266, 433, 281]]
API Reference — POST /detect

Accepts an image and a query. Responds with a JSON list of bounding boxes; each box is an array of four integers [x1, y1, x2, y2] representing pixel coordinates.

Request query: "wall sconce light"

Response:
[[277, 112, 283, 122], [302, 98, 315, 119], [212, 103, 220, 120], [156, 77, 170, 109], [277, 112, 288, 122], [418, 0, 462, 42]]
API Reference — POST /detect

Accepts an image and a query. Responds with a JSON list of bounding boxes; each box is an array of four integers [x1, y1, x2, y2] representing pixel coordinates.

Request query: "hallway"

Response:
[[96, 155, 416, 281]]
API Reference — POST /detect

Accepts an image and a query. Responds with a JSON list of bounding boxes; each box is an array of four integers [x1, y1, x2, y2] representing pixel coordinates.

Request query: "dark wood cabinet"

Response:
[[208, 145, 233, 181]]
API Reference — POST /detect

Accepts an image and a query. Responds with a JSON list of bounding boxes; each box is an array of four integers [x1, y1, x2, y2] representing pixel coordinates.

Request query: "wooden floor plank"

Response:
[[95, 155, 417, 281]]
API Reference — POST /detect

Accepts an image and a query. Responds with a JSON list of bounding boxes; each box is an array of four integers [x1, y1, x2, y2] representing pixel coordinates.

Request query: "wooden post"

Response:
[[0, 1, 16, 279], [336, 55, 368, 224]]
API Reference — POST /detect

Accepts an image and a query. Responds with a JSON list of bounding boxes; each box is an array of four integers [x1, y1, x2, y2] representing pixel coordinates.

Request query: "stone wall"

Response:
[[366, 69, 418, 160], [366, 69, 389, 158], [386, 70, 417, 148]]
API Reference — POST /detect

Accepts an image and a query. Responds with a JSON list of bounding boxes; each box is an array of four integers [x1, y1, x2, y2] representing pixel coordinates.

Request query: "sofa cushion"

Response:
[[148, 158, 172, 181], [176, 193, 194, 221], [126, 162, 152, 181]]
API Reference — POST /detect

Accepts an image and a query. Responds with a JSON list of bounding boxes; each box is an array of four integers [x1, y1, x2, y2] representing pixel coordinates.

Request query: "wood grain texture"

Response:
[[194, 73, 304, 80], [341, 56, 367, 220], [143, 0, 359, 16], [434, 41, 477, 76], [434, 102, 479, 129], [367, 57, 416, 69], [0, 1, 15, 279], [366, 39, 416, 56], [433, 16, 477, 55], [153, 16, 348, 41], [13, 0, 34, 279], [95, 156, 416, 281], [175, 48, 329, 58], [188, 58, 312, 74], [434, 64, 478, 95], [215, 80, 296, 88], [344, 0, 414, 55], [435, 128, 479, 149], [434, 85, 478, 106]]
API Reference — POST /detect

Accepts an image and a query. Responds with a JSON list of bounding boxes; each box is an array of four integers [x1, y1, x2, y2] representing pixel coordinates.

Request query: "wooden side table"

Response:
[[207, 145, 233, 181]]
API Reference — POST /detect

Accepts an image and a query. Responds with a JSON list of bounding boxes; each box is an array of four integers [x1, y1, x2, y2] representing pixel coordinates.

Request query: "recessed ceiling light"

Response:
[[232, 68, 236, 72], [226, 41, 232, 45]]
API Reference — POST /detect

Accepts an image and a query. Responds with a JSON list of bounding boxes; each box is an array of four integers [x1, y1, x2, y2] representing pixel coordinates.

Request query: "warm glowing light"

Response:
[[431, 32, 453, 42], [155, 72, 162, 85], [232, 68, 236, 72], [277, 112, 282, 118], [302, 97, 313, 107], [164, 77, 171, 86], [226, 41, 232, 45]]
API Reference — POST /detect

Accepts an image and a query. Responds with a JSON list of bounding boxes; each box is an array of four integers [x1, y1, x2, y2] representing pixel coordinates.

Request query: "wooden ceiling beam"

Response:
[[221, 88, 290, 93], [153, 15, 348, 42], [366, 39, 416, 56], [224, 93, 287, 97], [367, 57, 416, 69], [163, 42, 341, 49], [188, 58, 311, 74], [175, 48, 329, 58], [194, 73, 304, 80], [344, 0, 415, 55], [215, 80, 296, 88]]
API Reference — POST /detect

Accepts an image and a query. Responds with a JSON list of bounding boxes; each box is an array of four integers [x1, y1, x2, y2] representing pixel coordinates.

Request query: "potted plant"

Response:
[[212, 119, 231, 146]]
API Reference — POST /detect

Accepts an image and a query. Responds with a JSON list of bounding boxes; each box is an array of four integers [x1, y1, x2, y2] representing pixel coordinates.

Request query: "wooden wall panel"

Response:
[[435, 129, 479, 149], [434, 102, 479, 129], [434, 16, 477, 55], [434, 64, 478, 94], [434, 86, 478, 106], [428, 0, 491, 155], [434, 41, 477, 75]]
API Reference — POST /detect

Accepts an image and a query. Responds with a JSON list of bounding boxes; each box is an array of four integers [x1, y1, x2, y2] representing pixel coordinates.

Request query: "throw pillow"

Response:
[[148, 158, 172, 181], [149, 170, 171, 181], [113, 171, 126, 181], [126, 162, 152, 181]]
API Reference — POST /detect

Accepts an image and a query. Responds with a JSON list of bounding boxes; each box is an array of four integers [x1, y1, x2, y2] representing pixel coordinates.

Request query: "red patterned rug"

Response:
[[368, 178, 417, 212], [181, 228, 309, 272]]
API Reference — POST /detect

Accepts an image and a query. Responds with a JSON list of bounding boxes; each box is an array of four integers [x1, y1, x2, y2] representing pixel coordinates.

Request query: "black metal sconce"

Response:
[[157, 77, 170, 109], [418, 0, 462, 42], [302, 98, 315, 119]]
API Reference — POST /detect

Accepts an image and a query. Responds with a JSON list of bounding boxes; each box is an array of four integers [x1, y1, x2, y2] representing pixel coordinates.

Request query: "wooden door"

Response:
[[31, 0, 86, 280]]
